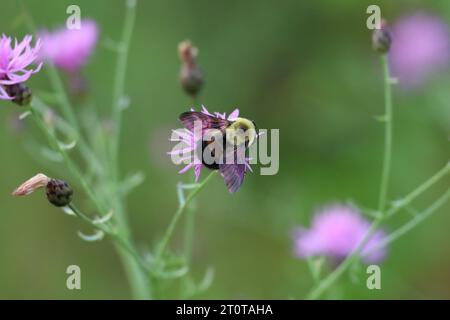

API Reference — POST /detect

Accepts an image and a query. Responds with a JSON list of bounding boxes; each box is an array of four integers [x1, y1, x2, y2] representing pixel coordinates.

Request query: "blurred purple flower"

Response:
[[390, 13, 450, 88], [294, 205, 386, 264], [0, 35, 42, 100], [39, 19, 99, 73]]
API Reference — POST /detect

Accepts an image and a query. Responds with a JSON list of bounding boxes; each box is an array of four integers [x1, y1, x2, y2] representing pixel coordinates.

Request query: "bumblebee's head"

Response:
[[226, 117, 257, 147]]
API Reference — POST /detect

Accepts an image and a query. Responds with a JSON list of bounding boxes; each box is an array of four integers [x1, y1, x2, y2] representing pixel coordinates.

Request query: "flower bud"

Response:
[[372, 20, 392, 54], [5, 83, 32, 106], [178, 40, 203, 97], [46, 179, 73, 207]]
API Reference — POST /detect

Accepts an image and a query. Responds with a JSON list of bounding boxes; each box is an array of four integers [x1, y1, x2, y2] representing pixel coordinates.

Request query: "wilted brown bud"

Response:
[[46, 179, 73, 207], [372, 20, 392, 54], [178, 40, 203, 97], [12, 173, 51, 196], [4, 83, 32, 106]]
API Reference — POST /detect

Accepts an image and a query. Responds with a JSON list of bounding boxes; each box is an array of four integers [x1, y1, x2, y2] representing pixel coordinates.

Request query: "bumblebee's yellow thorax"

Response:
[[226, 117, 257, 146]]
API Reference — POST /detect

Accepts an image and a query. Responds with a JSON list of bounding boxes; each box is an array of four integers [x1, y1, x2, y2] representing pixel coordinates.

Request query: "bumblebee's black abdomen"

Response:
[[197, 138, 224, 170], [203, 160, 220, 170]]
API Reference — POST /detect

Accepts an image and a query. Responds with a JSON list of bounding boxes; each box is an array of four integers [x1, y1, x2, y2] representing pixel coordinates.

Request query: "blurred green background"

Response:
[[0, 0, 449, 299]]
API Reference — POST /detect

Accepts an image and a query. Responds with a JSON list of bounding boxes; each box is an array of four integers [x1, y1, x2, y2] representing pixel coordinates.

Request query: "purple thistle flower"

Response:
[[169, 105, 254, 191], [0, 34, 42, 100], [169, 126, 204, 181], [39, 19, 99, 73], [389, 13, 450, 89], [294, 205, 386, 264]]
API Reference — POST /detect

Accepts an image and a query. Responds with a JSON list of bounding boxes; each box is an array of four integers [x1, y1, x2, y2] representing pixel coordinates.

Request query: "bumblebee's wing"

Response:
[[219, 163, 246, 193], [179, 111, 230, 133]]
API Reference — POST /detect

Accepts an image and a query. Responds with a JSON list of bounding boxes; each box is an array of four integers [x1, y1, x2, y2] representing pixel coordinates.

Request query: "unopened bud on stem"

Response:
[[372, 20, 392, 54], [46, 179, 73, 207], [4, 83, 32, 106], [178, 40, 203, 97]]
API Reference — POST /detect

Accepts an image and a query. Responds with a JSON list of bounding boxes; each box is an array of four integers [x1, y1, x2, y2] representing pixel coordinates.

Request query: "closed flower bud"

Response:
[[5, 83, 32, 106], [372, 20, 392, 54], [46, 179, 73, 207], [178, 40, 203, 97]]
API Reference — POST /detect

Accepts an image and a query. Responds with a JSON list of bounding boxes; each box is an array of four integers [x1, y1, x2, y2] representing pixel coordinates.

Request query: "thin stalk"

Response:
[[111, 196, 153, 299], [104, 0, 150, 300], [68, 204, 150, 275], [183, 204, 196, 263], [110, 0, 137, 188], [44, 67, 103, 173], [385, 161, 450, 216], [365, 188, 450, 256], [45, 64, 78, 130], [378, 54, 393, 212], [182, 97, 201, 263], [156, 171, 216, 263]]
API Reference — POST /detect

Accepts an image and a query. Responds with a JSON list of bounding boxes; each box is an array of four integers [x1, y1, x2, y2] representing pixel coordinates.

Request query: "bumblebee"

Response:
[[179, 111, 257, 192]]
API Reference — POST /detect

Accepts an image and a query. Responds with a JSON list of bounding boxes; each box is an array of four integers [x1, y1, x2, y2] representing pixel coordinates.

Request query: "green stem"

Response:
[[68, 204, 151, 275], [365, 188, 450, 256], [156, 171, 216, 263], [111, 197, 153, 299], [183, 204, 196, 263], [110, 0, 137, 187], [68, 204, 110, 231], [182, 97, 201, 263], [306, 257, 325, 285], [386, 161, 450, 216], [45, 65, 78, 129], [107, 0, 149, 300], [378, 54, 393, 212]]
